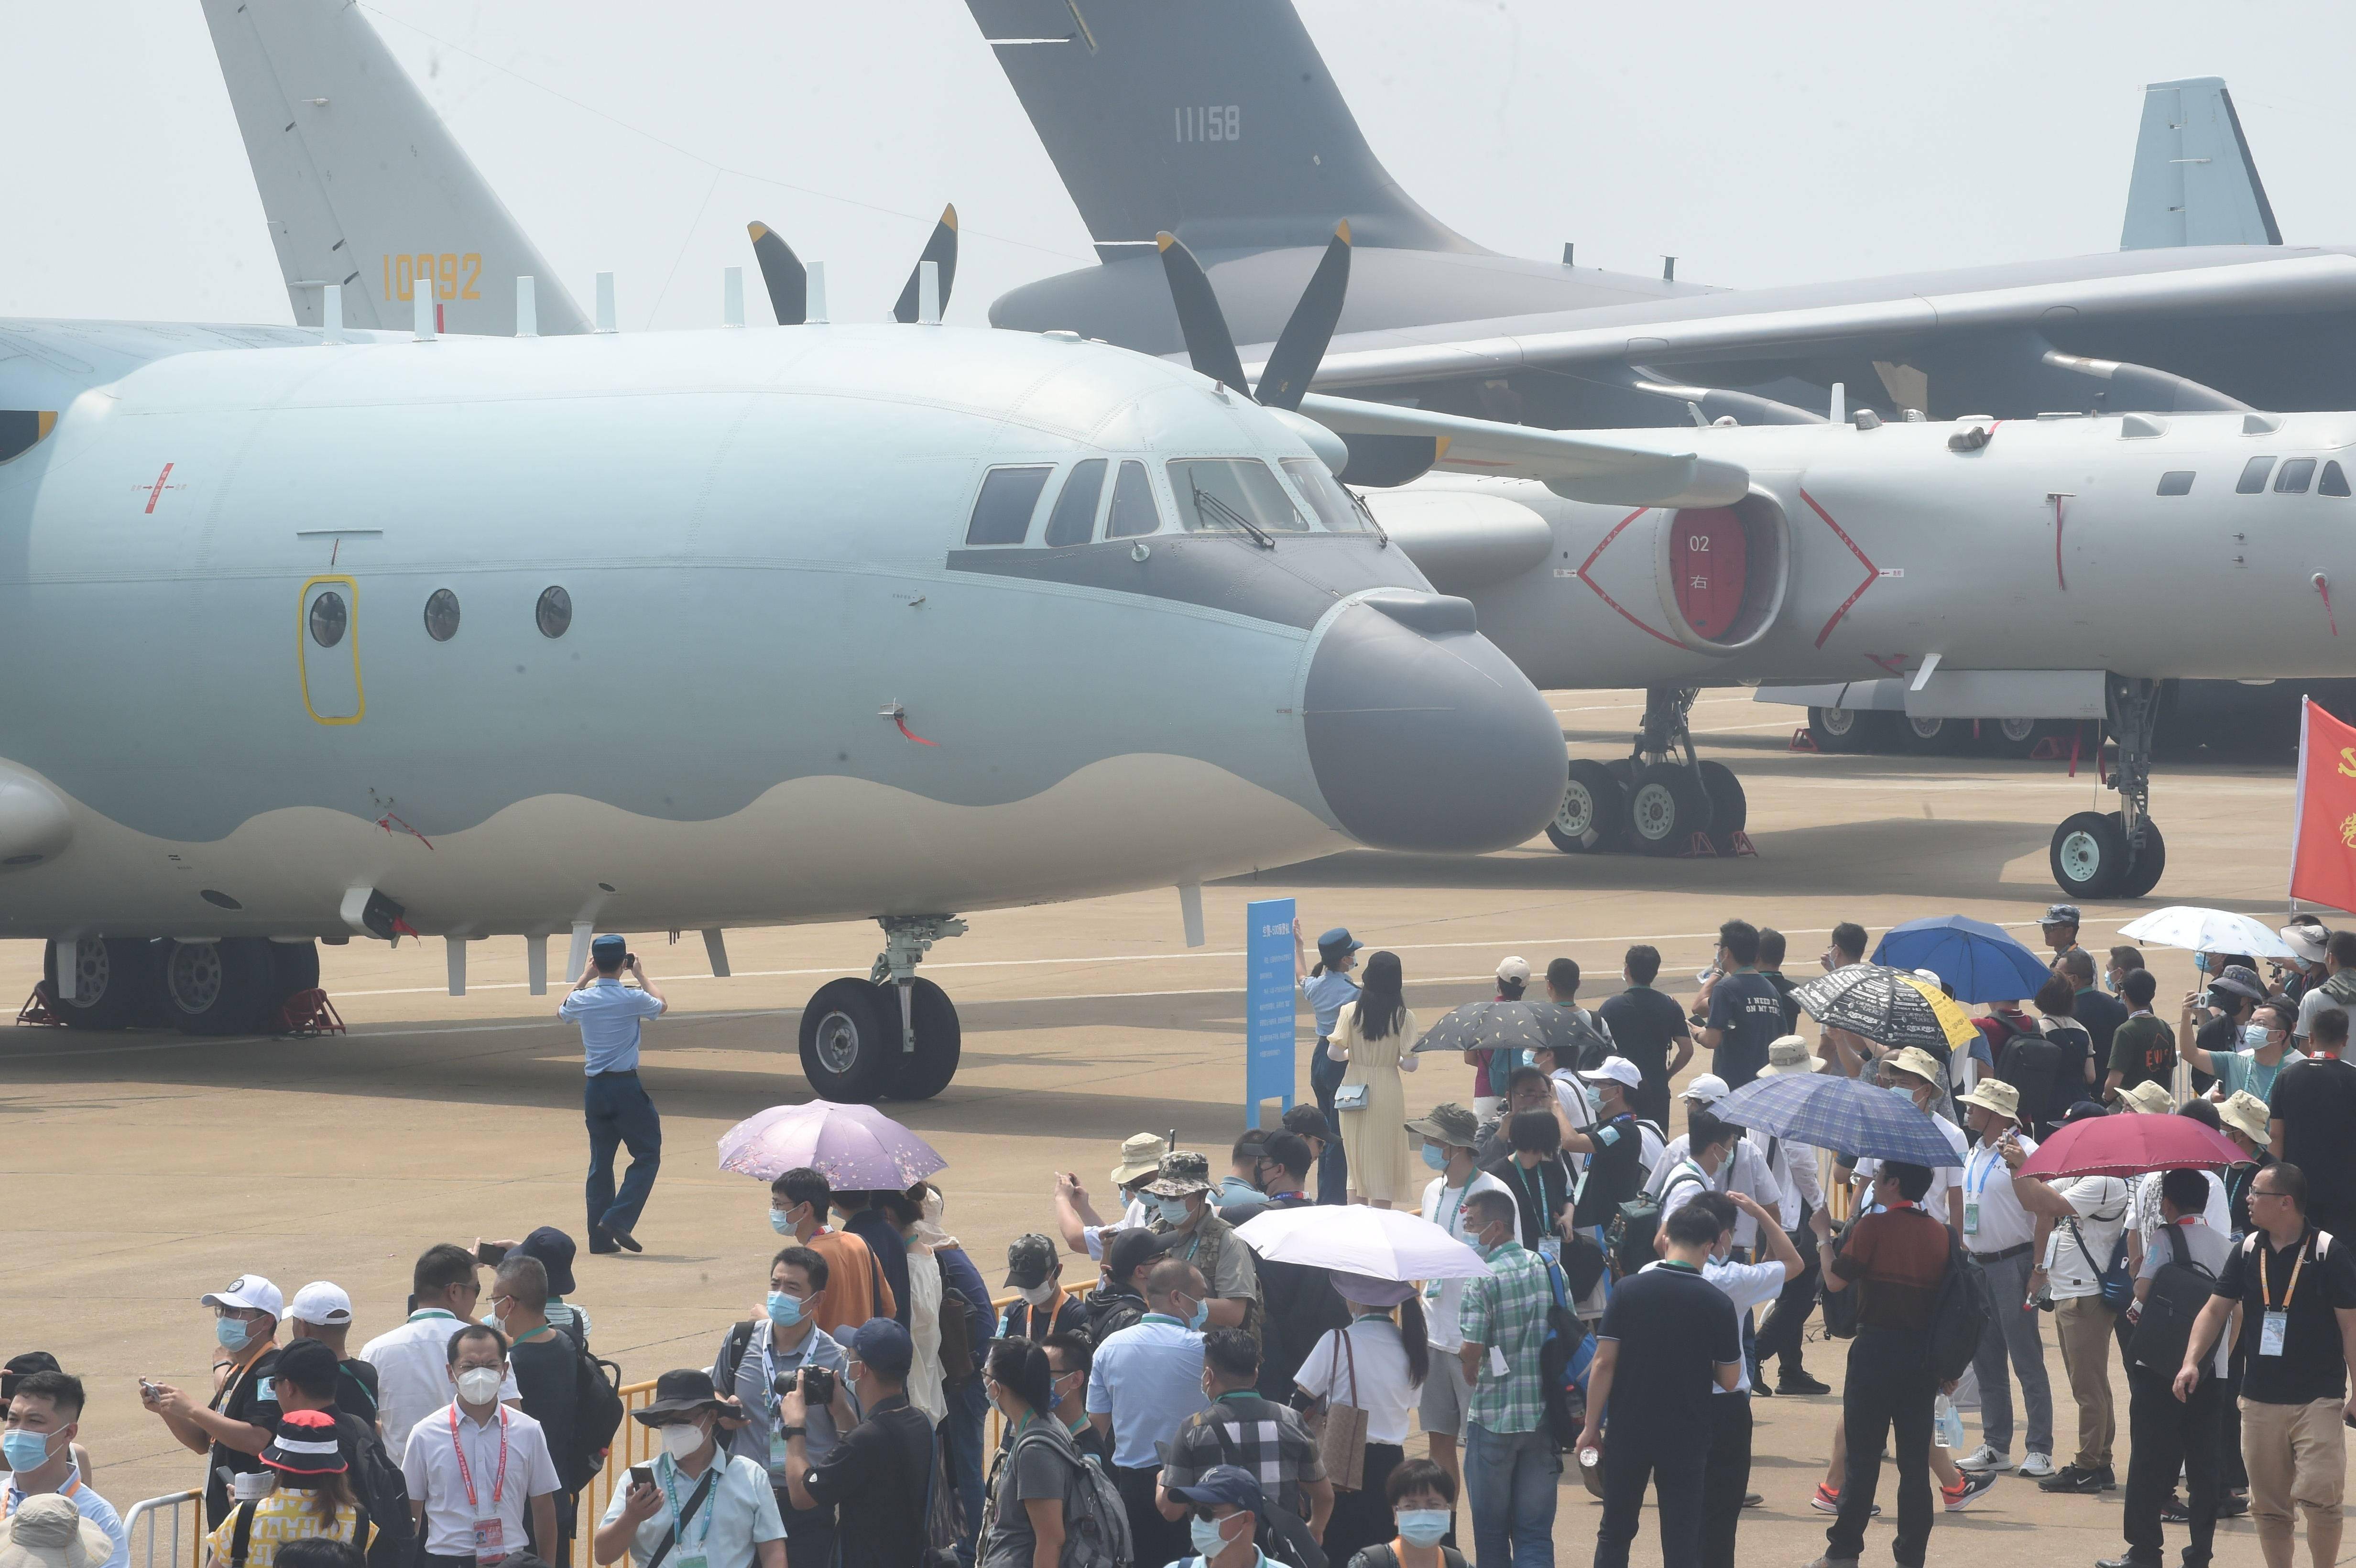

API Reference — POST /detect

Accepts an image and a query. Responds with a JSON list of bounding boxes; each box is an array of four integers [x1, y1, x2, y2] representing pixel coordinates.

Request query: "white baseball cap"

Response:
[[1496, 956, 1532, 984], [1679, 1074, 1731, 1106], [199, 1275, 284, 1318], [1579, 1056, 1642, 1090], [287, 1281, 352, 1328]]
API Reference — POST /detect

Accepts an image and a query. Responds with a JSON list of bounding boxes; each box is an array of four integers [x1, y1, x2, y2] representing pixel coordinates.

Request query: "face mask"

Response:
[[1183, 1296, 1211, 1332], [1189, 1513, 1237, 1558], [2244, 1023, 2273, 1049], [1156, 1196, 1193, 1225], [1, 1430, 55, 1473], [1421, 1143, 1449, 1172], [658, 1423, 706, 1460], [1886, 1084, 1916, 1105], [766, 1291, 805, 1327], [2104, 973, 2121, 993], [921, 1190, 945, 1225], [1017, 1281, 1057, 1307], [768, 1208, 797, 1236], [1396, 1509, 1450, 1547], [455, 1367, 504, 1405], [216, 1317, 254, 1352]]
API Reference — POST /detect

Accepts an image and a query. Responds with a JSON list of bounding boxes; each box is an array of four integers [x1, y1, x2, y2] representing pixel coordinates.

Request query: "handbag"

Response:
[[1331, 1083, 1371, 1113], [1309, 1329, 1369, 1492]]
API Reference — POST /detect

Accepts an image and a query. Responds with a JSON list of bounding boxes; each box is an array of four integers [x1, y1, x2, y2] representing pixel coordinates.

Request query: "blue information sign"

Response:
[[1244, 897, 1298, 1128]]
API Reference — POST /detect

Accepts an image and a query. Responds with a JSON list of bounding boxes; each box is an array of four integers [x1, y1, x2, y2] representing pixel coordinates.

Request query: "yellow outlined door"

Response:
[[299, 576, 364, 724]]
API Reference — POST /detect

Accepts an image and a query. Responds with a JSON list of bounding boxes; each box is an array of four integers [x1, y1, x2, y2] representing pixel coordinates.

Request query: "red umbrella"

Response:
[[2017, 1113, 2248, 1179]]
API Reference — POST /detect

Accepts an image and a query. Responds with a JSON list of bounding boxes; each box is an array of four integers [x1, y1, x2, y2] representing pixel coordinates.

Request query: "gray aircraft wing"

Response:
[[199, 0, 588, 335], [2121, 77, 2280, 250]]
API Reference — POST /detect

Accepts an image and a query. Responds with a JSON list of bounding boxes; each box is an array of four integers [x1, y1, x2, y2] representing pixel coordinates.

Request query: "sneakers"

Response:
[[2038, 1463, 2110, 1494], [2217, 1491, 2251, 1518], [2158, 1492, 2191, 1524], [1809, 1484, 1881, 1517], [2017, 1451, 2055, 1478], [1779, 1371, 1833, 1395], [1944, 1471, 1996, 1511], [1956, 1445, 2012, 1473]]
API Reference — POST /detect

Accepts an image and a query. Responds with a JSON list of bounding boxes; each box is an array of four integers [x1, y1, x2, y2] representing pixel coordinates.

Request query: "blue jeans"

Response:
[[583, 1070, 661, 1244], [1464, 1421, 1558, 1568], [942, 1377, 989, 1565], [1311, 1042, 1349, 1204]]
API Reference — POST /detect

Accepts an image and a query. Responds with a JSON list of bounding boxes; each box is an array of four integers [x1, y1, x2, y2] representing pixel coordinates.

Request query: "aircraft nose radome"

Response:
[[1303, 593, 1565, 854]]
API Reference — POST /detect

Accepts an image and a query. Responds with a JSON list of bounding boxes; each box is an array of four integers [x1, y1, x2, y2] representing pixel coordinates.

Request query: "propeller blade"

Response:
[[747, 222, 806, 325], [891, 204, 960, 324], [1154, 231, 1249, 393], [1254, 221, 1351, 411]]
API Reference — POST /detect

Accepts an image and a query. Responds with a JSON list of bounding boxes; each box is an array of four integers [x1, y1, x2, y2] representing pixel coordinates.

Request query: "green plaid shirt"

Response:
[[1456, 1240, 1552, 1433]]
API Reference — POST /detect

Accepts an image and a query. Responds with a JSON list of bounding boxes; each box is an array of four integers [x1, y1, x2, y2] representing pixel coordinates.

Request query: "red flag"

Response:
[[2290, 698, 2356, 913]]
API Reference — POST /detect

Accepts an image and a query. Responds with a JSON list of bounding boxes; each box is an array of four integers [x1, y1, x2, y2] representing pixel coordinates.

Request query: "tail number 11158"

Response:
[[382, 252, 484, 304]]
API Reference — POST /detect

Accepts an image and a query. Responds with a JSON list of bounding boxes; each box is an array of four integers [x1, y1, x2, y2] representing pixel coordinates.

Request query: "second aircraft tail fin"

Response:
[[200, 0, 589, 334], [2121, 76, 2281, 250]]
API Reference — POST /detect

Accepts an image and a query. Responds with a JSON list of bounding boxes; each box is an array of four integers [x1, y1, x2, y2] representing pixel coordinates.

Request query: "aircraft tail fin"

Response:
[[2121, 76, 2281, 250], [199, 0, 589, 334], [965, 0, 1478, 256]]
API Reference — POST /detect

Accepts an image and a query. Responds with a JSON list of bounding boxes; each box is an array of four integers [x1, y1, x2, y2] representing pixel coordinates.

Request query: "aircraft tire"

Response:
[[1625, 762, 1714, 857], [1806, 706, 1879, 754], [161, 937, 278, 1035], [886, 977, 961, 1100], [42, 937, 158, 1030], [2116, 815, 2167, 899], [798, 977, 896, 1103], [1893, 714, 1964, 755], [1544, 761, 1623, 854], [1697, 761, 1747, 854], [1983, 717, 2047, 758], [2049, 811, 2129, 900]]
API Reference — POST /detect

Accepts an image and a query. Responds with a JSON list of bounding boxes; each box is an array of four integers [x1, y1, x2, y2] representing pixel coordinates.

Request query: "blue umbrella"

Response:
[[1714, 1073, 1963, 1166], [1871, 915, 2051, 1004]]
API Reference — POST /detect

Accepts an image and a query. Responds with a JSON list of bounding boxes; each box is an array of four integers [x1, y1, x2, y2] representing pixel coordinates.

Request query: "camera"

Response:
[[794, 1365, 836, 1405]]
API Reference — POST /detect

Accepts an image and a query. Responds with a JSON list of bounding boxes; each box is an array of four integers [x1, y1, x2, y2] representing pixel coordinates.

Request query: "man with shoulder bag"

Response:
[[2009, 1101, 2133, 1496]]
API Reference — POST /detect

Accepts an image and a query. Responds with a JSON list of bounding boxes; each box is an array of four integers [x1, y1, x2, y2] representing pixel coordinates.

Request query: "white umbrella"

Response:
[[1234, 1204, 1488, 1281], [2116, 905, 2298, 960]]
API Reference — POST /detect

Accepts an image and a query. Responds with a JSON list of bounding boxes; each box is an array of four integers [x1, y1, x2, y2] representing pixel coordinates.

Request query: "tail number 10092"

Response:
[[382, 252, 484, 304]]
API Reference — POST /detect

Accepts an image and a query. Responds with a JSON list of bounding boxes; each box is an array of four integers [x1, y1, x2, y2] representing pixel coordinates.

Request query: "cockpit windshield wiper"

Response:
[[1189, 479, 1276, 549], [1346, 485, 1390, 549]]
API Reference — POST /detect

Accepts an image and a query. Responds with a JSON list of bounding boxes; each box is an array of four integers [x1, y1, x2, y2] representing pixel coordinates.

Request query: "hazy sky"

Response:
[[7, 1, 2352, 330]]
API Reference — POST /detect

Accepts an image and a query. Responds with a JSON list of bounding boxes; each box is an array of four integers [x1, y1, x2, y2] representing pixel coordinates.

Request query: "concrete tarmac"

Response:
[[0, 689, 2319, 1565]]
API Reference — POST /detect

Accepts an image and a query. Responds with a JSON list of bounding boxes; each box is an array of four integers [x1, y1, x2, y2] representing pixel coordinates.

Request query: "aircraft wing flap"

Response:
[[1298, 393, 1748, 508]]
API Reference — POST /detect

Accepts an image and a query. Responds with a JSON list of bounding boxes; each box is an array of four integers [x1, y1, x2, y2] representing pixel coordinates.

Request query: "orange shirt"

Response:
[[806, 1229, 896, 1337]]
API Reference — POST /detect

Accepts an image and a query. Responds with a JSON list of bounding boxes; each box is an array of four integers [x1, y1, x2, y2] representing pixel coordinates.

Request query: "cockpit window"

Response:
[[2236, 457, 2276, 494], [2323, 461, 2352, 498], [1104, 460, 1161, 539], [1042, 459, 1106, 547], [2277, 458, 2317, 494], [965, 466, 1053, 546], [1168, 458, 1310, 535], [1279, 458, 1366, 532]]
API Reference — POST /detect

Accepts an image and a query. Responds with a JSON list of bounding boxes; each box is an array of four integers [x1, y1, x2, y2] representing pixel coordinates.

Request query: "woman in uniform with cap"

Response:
[[202, 1410, 365, 1568], [1294, 1274, 1430, 1564], [1298, 924, 1366, 1206], [1327, 953, 1418, 1209]]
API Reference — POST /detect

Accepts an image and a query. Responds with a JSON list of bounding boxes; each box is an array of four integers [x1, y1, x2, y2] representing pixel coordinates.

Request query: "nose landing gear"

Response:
[[2047, 676, 2166, 899]]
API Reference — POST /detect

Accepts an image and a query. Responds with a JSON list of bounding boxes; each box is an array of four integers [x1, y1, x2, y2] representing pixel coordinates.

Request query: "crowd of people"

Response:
[[5, 906, 2353, 1568]]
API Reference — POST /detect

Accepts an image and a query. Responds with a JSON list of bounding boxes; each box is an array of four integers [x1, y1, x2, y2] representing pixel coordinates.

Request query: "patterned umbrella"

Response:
[[1410, 999, 1553, 1055], [1790, 965, 1977, 1052], [1714, 1073, 1966, 1166], [716, 1101, 946, 1188], [1527, 1001, 1613, 1064], [2117, 905, 2299, 961], [1871, 916, 2052, 1004]]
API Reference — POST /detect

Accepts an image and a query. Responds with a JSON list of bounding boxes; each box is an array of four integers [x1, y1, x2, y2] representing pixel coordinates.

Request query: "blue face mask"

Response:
[[1, 1430, 56, 1473], [1886, 1084, 1916, 1105], [1396, 1509, 1449, 1547], [2104, 972, 2122, 993], [2243, 1022, 2271, 1049], [216, 1317, 253, 1352], [1156, 1196, 1193, 1226], [768, 1208, 796, 1236], [1184, 1296, 1211, 1332], [1189, 1514, 1236, 1558], [766, 1291, 805, 1328], [1421, 1143, 1449, 1172]]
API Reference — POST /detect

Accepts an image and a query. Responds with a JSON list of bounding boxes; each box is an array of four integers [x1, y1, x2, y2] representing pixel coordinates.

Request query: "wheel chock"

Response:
[[2028, 736, 2069, 762], [1730, 830, 1759, 858], [14, 983, 65, 1027], [1789, 729, 1819, 752], [1680, 832, 1720, 858], [271, 988, 347, 1038]]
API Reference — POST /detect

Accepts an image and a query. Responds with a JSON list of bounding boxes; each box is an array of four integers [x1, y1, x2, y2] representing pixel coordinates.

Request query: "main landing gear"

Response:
[[2048, 675, 2166, 900], [796, 915, 965, 1104], [1545, 686, 1750, 859], [32, 936, 322, 1034]]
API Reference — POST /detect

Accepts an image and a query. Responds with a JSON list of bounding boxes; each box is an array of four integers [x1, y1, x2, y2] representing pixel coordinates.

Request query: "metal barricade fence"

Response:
[[577, 1376, 660, 1545], [121, 1489, 203, 1568]]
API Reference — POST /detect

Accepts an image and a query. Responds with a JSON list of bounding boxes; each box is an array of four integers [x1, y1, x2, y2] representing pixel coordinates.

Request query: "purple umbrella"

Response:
[[717, 1101, 946, 1188]]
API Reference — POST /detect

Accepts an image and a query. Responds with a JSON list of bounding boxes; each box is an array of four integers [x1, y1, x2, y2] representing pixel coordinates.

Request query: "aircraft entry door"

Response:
[[298, 576, 364, 724]]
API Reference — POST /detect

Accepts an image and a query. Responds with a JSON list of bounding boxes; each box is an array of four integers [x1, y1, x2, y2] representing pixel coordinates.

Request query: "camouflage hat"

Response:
[[1144, 1150, 1213, 1198], [1003, 1232, 1060, 1289], [1405, 1102, 1480, 1149]]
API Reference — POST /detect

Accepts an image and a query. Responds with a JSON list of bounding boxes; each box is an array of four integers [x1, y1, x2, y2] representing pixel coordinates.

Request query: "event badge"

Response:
[[1538, 1238, 1562, 1265], [2260, 1309, 2289, 1358], [471, 1519, 506, 1563], [769, 1427, 790, 1477], [1962, 1201, 1979, 1237], [676, 1556, 708, 1568]]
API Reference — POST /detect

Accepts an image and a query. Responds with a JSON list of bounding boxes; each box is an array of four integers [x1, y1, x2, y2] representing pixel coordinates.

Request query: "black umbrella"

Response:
[[1411, 1000, 1552, 1056], [1527, 1001, 1613, 1066]]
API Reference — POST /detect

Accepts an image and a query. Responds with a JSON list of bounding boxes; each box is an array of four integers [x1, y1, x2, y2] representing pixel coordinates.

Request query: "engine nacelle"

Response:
[[1575, 491, 1791, 656]]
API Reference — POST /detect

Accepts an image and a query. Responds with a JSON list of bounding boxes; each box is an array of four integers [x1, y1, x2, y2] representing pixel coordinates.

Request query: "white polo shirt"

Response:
[[361, 1311, 521, 1454], [1647, 1137, 1784, 1250], [596, 1448, 783, 1568], [1960, 1134, 2040, 1254], [400, 1402, 560, 1560]]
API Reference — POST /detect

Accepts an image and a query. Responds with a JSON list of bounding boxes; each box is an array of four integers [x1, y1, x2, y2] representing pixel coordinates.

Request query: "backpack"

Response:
[[329, 1412, 415, 1568], [551, 1317, 626, 1492], [2130, 1224, 2221, 1375], [1535, 1259, 1593, 1448], [1607, 1162, 1705, 1279], [1928, 1231, 1996, 1383], [226, 1494, 381, 1568], [1356, 1547, 1466, 1568], [1012, 1426, 1132, 1568]]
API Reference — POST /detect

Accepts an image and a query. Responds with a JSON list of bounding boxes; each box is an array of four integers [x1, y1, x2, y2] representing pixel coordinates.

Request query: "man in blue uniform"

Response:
[[560, 934, 668, 1253]]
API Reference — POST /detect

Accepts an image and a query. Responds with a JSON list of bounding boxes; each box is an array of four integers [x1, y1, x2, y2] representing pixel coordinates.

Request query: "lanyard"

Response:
[[756, 1333, 812, 1422], [449, 1406, 509, 1512], [2261, 1236, 2311, 1311], [1964, 1146, 2003, 1201], [1512, 1160, 1549, 1223], [659, 1455, 715, 1550], [1438, 1180, 1472, 1236]]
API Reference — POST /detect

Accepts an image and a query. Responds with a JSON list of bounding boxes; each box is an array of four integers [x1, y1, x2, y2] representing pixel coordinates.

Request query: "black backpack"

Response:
[[1927, 1232, 1995, 1383], [329, 1412, 416, 1568], [1535, 1259, 1592, 1448], [552, 1317, 626, 1492], [1608, 1163, 1705, 1279]]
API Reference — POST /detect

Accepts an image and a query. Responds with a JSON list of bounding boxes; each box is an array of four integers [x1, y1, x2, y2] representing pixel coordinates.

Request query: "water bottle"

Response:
[[1933, 1393, 1965, 1452]]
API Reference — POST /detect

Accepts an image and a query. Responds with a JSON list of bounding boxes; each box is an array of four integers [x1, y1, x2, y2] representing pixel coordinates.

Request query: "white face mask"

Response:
[[659, 1423, 707, 1460], [1017, 1281, 1057, 1307], [454, 1366, 503, 1406], [921, 1190, 945, 1225]]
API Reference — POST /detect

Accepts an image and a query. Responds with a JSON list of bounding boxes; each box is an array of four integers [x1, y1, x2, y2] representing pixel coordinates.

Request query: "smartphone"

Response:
[[628, 1464, 654, 1488], [474, 1242, 506, 1268]]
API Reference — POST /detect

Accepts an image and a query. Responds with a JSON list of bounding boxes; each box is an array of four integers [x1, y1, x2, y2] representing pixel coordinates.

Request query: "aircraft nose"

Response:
[[1303, 591, 1565, 853]]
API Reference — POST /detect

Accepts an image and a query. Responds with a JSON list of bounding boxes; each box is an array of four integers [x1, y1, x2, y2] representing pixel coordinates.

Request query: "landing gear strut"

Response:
[[1545, 686, 1749, 858], [2048, 675, 2166, 899], [796, 915, 965, 1104]]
